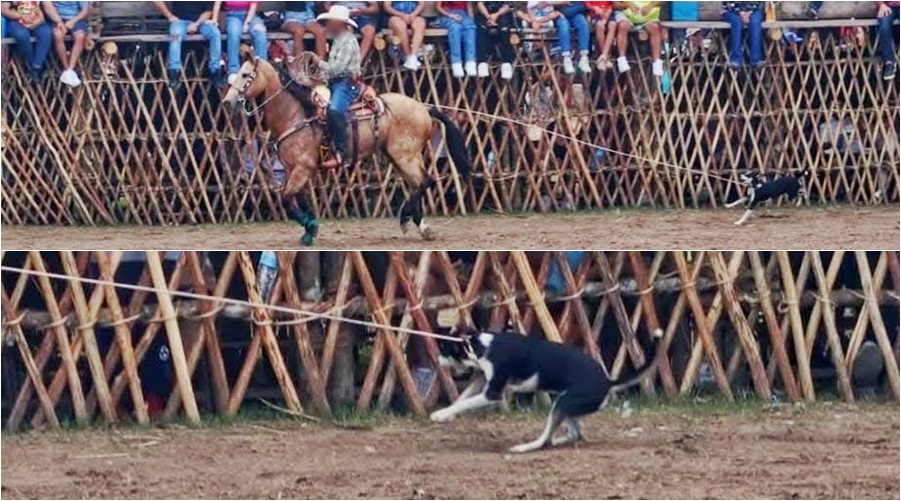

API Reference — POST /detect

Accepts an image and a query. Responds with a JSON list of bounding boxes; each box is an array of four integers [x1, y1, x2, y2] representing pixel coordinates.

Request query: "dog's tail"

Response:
[[608, 334, 661, 394]]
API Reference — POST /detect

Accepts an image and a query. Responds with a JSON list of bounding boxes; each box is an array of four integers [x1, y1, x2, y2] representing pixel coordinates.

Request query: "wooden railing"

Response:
[[1, 23, 898, 225], [2, 251, 898, 429]]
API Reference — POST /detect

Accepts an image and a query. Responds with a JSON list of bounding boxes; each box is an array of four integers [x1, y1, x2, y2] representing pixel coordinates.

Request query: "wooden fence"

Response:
[[1, 19, 898, 226], [1, 251, 898, 430]]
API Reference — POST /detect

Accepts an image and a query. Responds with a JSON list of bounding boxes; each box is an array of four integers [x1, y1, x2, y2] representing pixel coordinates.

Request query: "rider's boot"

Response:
[[322, 110, 350, 169]]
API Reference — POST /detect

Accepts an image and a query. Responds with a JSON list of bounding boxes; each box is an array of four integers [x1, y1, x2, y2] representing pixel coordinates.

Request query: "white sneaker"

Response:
[[578, 55, 592, 74], [500, 62, 514, 80], [562, 55, 575, 74], [403, 55, 421, 71], [464, 61, 478, 77], [228, 73, 238, 85], [477, 62, 490, 78], [616, 56, 631, 74], [652, 59, 664, 77], [451, 62, 465, 78], [60, 69, 81, 87]]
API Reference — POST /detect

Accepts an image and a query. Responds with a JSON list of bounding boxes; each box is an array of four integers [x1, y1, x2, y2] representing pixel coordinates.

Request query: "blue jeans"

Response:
[[878, 6, 900, 62], [556, 3, 590, 56], [329, 77, 359, 113], [441, 10, 476, 64], [7, 20, 52, 71], [226, 10, 267, 74], [723, 9, 763, 66], [168, 19, 222, 73]]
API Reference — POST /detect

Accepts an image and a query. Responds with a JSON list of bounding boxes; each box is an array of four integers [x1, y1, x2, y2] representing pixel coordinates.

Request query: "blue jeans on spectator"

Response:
[[226, 10, 267, 74], [556, 2, 590, 56], [878, 6, 900, 63], [441, 9, 476, 64], [723, 9, 763, 66], [169, 19, 222, 73], [7, 20, 53, 72]]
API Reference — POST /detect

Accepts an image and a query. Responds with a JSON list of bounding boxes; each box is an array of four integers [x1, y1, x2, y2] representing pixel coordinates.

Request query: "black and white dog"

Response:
[[431, 327, 659, 453], [726, 169, 810, 225]]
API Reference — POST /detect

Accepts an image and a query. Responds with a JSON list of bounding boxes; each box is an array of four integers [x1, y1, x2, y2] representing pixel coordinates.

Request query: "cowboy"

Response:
[[313, 5, 362, 169]]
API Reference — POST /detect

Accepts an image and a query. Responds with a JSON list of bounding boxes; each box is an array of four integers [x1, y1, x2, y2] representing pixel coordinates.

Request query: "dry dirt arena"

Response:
[[2, 403, 898, 500], [3, 205, 898, 250]]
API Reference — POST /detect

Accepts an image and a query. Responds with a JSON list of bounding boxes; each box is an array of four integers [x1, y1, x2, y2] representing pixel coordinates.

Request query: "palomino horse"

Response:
[[222, 56, 471, 246]]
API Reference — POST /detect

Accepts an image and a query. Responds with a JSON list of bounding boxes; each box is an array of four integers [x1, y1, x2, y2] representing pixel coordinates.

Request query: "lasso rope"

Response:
[[0, 265, 464, 344]]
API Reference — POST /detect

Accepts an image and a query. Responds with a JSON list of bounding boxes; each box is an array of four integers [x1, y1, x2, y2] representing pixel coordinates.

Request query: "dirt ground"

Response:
[[2, 205, 898, 250], [2, 403, 898, 500]]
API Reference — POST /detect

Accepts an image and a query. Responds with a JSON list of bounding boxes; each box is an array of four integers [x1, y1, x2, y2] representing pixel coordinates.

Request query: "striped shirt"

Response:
[[320, 31, 361, 79]]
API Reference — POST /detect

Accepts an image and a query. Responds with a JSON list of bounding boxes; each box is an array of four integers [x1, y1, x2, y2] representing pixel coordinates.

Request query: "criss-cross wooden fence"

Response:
[[2, 251, 898, 429], [1, 17, 898, 226]]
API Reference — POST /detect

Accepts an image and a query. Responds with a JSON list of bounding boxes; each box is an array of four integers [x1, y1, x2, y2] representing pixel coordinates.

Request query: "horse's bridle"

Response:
[[236, 58, 288, 116]]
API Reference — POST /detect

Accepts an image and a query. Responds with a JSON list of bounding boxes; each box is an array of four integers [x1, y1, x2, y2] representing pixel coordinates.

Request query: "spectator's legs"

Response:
[[8, 21, 36, 68], [601, 20, 616, 58], [388, 16, 412, 56], [410, 17, 425, 58], [68, 30, 86, 71], [306, 22, 327, 59], [615, 18, 632, 72], [225, 13, 243, 75], [446, 17, 463, 65], [360, 25, 376, 61], [167, 19, 189, 73], [1, 16, 6, 68], [198, 21, 223, 76], [572, 13, 590, 56], [877, 8, 896, 63], [461, 14, 477, 66], [31, 22, 53, 72], [748, 10, 763, 67], [248, 17, 268, 60], [723, 11, 745, 66], [556, 14, 572, 58], [283, 21, 309, 57], [646, 21, 664, 76], [52, 22, 69, 68]]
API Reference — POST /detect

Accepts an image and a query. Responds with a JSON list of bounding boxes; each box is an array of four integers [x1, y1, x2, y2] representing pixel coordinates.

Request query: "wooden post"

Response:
[[319, 253, 354, 398], [808, 252, 854, 402], [146, 252, 201, 425], [511, 251, 561, 342], [774, 251, 815, 402], [855, 252, 900, 399], [748, 252, 800, 401]]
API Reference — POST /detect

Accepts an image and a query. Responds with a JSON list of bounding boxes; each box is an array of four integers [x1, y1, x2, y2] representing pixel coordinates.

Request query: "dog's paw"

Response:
[[430, 410, 454, 423]]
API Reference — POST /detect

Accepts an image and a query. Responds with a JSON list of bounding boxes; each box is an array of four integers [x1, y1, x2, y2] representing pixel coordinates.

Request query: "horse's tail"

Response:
[[428, 108, 471, 181]]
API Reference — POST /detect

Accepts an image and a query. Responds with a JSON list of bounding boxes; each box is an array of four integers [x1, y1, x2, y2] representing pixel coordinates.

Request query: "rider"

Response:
[[315, 5, 362, 169]]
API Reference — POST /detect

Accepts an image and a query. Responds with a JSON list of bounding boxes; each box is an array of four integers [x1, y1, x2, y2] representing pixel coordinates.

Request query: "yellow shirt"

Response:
[[623, 1, 660, 24]]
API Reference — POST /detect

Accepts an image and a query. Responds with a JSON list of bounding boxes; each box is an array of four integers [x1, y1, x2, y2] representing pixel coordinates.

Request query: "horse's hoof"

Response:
[[301, 233, 316, 247], [305, 219, 320, 238]]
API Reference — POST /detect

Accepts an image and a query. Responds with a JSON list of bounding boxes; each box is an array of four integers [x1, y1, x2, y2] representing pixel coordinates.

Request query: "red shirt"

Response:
[[441, 1, 467, 10], [586, 1, 614, 10]]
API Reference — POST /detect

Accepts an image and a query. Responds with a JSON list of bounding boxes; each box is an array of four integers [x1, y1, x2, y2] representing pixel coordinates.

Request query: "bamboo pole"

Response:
[[320, 253, 353, 383], [775, 251, 815, 402], [511, 251, 561, 343], [356, 263, 398, 413], [808, 252, 854, 402], [854, 252, 899, 399]]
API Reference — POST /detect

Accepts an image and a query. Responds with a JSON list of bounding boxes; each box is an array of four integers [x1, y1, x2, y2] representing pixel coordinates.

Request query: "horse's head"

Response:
[[223, 58, 269, 108]]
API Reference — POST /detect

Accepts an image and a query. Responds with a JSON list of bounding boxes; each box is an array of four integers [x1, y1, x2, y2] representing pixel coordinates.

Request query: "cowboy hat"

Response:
[[316, 5, 358, 29]]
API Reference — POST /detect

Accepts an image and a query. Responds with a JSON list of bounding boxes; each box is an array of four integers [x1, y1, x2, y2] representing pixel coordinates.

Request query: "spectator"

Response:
[[314, 5, 362, 169], [516, 1, 557, 58], [385, 0, 425, 71], [586, 1, 615, 70], [437, 1, 477, 78], [153, 1, 223, 89], [613, 1, 664, 76], [549, 1, 592, 74], [1, 1, 53, 81], [1, 10, 6, 67], [876, 1, 899, 80], [212, 1, 267, 84], [808, 1, 822, 19], [721, 1, 763, 68], [44, 0, 90, 87], [281, 2, 326, 59], [327, 1, 379, 62], [475, 1, 516, 79]]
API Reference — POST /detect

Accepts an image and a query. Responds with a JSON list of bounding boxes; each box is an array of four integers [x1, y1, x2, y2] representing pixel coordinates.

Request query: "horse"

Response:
[[222, 55, 471, 246]]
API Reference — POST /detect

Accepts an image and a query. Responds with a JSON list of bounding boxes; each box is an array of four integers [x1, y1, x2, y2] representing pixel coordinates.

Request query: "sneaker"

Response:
[[167, 69, 181, 89], [464, 61, 478, 77], [500, 62, 514, 80], [451, 62, 465, 78], [477, 62, 490, 78], [403, 55, 421, 71], [652, 59, 664, 77], [883, 61, 897, 81], [562, 55, 575, 74], [578, 55, 592, 74], [596, 54, 609, 71], [616, 56, 631, 74], [59, 69, 81, 88]]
